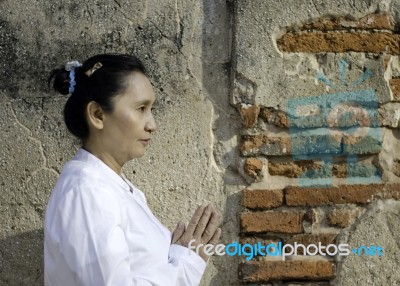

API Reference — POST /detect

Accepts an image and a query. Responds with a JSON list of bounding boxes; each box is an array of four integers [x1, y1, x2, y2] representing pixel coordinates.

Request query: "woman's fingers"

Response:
[[201, 209, 220, 243], [174, 203, 221, 248], [185, 204, 207, 236], [198, 228, 222, 262], [193, 204, 213, 239], [208, 227, 222, 246], [171, 221, 185, 244]]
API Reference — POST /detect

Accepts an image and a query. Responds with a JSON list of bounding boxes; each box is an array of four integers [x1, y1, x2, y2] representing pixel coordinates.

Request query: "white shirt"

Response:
[[44, 148, 207, 285]]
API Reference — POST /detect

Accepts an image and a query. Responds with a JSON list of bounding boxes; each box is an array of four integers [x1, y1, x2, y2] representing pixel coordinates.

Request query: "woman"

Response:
[[44, 53, 221, 285]]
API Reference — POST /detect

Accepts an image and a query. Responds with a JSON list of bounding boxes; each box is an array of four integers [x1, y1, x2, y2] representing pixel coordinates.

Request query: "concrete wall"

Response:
[[2, 0, 400, 285], [0, 0, 240, 285]]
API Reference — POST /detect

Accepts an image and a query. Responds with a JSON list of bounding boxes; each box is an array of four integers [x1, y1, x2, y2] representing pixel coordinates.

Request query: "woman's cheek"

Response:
[[118, 113, 134, 130]]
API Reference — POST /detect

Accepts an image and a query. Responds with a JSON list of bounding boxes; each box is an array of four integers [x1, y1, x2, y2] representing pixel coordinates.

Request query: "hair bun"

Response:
[[48, 67, 71, 96], [48, 61, 82, 96]]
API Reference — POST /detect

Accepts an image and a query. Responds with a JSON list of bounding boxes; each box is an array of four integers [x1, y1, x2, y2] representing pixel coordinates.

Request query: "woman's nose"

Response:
[[146, 115, 157, 133]]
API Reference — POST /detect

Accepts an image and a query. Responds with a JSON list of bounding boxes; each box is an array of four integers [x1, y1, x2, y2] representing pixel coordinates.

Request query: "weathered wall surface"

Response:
[[0, 0, 239, 285], [235, 0, 400, 285], [2, 0, 400, 285]]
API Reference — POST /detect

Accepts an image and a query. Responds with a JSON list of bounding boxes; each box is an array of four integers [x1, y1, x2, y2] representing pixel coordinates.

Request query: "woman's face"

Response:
[[102, 71, 157, 163]]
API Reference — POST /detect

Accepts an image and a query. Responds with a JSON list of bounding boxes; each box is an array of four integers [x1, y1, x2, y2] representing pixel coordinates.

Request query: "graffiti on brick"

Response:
[[287, 59, 381, 187]]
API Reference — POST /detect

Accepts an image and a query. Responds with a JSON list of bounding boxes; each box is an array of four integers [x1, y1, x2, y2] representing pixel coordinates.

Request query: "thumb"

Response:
[[171, 221, 186, 244]]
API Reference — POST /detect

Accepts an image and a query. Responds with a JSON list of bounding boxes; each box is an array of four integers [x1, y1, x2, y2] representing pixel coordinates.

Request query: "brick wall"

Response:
[[235, 12, 400, 285]]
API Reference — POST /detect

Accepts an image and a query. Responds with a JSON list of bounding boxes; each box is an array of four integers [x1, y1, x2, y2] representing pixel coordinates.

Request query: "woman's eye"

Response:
[[138, 106, 146, 112]]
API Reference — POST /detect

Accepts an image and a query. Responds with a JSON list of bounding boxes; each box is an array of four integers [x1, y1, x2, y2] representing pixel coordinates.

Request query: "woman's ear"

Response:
[[86, 101, 105, 130]]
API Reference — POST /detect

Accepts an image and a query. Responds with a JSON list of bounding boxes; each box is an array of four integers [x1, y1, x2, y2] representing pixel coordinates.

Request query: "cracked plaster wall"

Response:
[[0, 0, 240, 285]]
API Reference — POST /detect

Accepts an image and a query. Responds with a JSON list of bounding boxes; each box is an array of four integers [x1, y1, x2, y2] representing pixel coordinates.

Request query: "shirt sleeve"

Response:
[[129, 244, 208, 286], [48, 185, 207, 286]]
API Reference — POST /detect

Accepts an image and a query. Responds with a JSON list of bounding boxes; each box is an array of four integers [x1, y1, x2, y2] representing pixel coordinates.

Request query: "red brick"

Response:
[[241, 211, 304, 234], [284, 233, 338, 254], [277, 31, 400, 55], [302, 17, 340, 31], [287, 233, 338, 245], [389, 78, 400, 101], [342, 133, 382, 155], [332, 162, 347, 178], [269, 161, 322, 178], [241, 133, 342, 156], [260, 107, 288, 128], [243, 189, 284, 209], [285, 184, 400, 206], [244, 158, 264, 179], [268, 160, 371, 178], [241, 135, 291, 156], [239, 236, 280, 246], [357, 13, 394, 30], [327, 208, 359, 228], [239, 260, 335, 282], [238, 104, 260, 128], [302, 13, 394, 31]]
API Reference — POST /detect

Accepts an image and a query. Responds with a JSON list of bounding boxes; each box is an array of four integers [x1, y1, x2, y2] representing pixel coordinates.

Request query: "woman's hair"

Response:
[[48, 53, 146, 141]]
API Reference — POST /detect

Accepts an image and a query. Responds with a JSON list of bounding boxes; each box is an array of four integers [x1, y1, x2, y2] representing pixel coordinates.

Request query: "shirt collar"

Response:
[[72, 147, 131, 193]]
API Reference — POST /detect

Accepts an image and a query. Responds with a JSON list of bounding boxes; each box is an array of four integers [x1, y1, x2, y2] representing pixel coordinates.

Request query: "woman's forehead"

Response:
[[123, 72, 156, 103]]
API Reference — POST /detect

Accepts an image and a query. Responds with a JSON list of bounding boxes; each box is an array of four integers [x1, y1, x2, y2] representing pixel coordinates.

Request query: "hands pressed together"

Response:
[[171, 204, 221, 262]]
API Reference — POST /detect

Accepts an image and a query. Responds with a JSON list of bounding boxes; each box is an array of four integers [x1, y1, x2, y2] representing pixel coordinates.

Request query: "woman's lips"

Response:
[[139, 139, 150, 145]]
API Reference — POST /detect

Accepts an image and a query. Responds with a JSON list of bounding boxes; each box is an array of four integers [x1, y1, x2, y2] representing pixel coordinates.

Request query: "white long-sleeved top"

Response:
[[44, 147, 207, 285]]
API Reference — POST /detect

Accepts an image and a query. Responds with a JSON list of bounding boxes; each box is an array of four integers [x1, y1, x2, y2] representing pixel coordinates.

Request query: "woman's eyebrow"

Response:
[[136, 99, 156, 105]]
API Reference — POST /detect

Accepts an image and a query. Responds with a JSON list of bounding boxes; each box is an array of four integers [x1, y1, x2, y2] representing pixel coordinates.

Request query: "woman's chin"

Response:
[[130, 151, 146, 160]]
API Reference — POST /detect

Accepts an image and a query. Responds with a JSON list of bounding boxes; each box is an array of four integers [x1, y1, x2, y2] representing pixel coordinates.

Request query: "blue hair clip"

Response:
[[65, 61, 82, 95], [68, 69, 77, 95]]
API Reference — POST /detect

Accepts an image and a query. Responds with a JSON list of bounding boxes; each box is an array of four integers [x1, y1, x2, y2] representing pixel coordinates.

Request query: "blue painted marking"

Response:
[[316, 71, 337, 89], [287, 58, 382, 187], [350, 68, 373, 88]]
